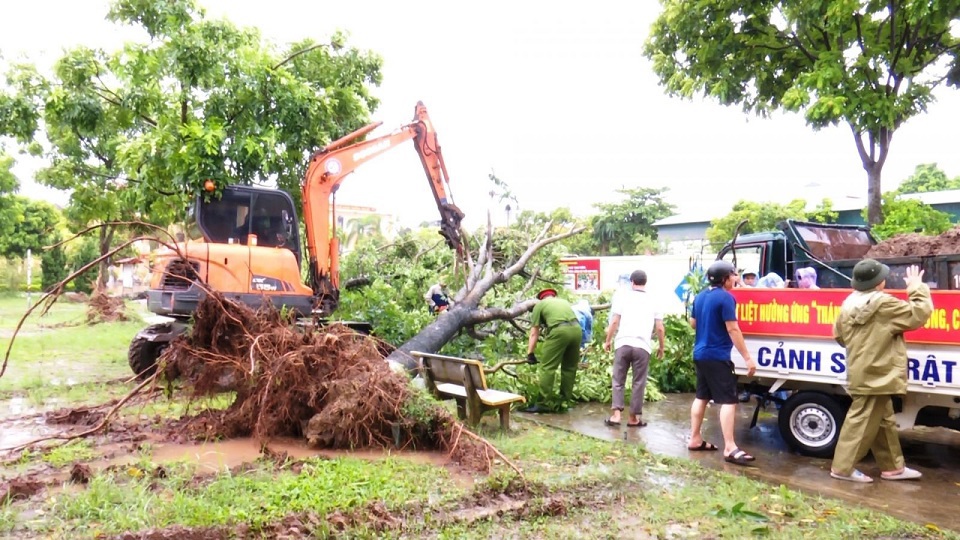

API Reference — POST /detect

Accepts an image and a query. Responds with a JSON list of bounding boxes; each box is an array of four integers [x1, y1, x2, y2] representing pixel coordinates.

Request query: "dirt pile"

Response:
[[866, 225, 960, 258], [162, 294, 494, 471], [86, 291, 128, 324]]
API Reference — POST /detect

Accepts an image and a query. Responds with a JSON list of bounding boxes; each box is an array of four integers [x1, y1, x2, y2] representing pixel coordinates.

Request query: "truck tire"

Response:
[[778, 392, 849, 458]]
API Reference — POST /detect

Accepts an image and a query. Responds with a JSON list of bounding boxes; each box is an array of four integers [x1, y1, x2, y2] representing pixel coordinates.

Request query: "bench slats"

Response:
[[435, 383, 526, 407], [414, 351, 526, 429]]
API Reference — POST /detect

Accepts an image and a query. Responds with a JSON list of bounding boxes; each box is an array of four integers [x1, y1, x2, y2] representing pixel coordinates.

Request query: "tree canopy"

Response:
[[705, 198, 837, 247], [896, 163, 960, 194], [0, 0, 382, 285], [645, 1, 960, 226], [869, 192, 953, 240], [589, 187, 675, 256]]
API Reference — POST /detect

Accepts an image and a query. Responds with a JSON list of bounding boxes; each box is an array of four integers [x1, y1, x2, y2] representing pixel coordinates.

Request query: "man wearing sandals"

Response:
[[830, 260, 932, 483], [602, 269, 665, 428], [687, 261, 758, 465]]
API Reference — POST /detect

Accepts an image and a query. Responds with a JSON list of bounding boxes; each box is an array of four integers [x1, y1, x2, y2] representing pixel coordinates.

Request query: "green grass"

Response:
[[40, 440, 97, 468], [1, 424, 944, 539], [48, 457, 459, 537], [0, 294, 954, 539], [0, 295, 148, 393]]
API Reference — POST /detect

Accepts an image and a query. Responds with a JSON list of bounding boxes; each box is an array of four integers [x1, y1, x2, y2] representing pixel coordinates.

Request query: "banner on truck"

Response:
[[731, 288, 960, 346]]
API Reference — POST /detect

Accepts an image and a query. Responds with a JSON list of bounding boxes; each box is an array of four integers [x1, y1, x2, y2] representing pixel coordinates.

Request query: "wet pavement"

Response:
[[518, 394, 960, 532]]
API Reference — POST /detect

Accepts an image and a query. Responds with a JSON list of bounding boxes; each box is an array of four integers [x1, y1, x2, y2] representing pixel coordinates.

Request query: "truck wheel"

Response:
[[778, 392, 848, 458]]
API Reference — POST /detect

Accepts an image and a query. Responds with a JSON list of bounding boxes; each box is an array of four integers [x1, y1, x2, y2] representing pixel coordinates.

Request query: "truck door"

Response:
[[718, 243, 765, 284]]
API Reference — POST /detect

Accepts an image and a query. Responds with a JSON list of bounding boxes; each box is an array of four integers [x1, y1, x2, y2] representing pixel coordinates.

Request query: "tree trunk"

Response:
[[386, 221, 585, 370], [97, 225, 115, 291], [866, 164, 883, 226], [851, 124, 892, 226]]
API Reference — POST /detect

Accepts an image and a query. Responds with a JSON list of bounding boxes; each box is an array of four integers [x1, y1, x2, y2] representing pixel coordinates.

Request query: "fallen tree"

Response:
[[387, 218, 585, 369]]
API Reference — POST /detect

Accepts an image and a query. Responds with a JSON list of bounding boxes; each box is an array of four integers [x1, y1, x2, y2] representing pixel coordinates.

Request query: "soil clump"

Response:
[[865, 226, 960, 258]]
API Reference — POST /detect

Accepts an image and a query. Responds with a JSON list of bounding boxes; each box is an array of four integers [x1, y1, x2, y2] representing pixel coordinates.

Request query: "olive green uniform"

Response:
[[531, 297, 582, 402], [831, 281, 932, 475]]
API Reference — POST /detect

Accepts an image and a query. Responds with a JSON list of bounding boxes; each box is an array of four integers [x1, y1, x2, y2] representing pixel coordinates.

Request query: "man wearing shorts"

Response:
[[687, 261, 758, 465]]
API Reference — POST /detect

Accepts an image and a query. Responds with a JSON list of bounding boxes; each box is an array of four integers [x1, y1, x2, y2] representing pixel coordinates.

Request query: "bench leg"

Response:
[[455, 399, 466, 420], [466, 396, 482, 428], [498, 406, 510, 431]]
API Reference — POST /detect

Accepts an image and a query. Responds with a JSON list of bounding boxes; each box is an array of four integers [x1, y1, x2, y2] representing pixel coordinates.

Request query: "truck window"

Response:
[[719, 244, 763, 282]]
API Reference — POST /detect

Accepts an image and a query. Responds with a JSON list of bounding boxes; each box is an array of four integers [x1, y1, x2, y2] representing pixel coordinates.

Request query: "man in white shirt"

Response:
[[602, 270, 665, 427]]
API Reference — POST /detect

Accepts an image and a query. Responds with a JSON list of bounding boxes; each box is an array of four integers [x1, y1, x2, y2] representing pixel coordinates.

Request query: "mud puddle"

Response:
[[0, 397, 61, 451], [102, 437, 477, 487]]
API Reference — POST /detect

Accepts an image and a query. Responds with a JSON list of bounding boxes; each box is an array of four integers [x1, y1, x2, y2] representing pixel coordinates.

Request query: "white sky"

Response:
[[3, 0, 960, 229]]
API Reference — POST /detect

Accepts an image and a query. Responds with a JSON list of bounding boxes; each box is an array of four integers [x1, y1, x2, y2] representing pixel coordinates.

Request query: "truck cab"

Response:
[[717, 220, 878, 288]]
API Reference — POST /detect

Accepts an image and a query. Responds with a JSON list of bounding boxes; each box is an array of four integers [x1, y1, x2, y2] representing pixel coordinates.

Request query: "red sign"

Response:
[[730, 288, 960, 346], [559, 258, 601, 292]]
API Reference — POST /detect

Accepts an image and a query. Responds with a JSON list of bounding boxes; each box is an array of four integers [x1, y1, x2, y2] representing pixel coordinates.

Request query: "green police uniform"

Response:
[[531, 297, 582, 403]]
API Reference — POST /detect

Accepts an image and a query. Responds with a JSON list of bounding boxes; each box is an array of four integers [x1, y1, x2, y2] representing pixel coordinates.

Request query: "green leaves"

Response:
[[589, 187, 675, 256], [645, 0, 960, 225], [705, 198, 837, 247]]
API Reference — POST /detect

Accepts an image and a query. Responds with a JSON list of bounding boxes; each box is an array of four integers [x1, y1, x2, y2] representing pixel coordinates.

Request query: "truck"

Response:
[[128, 101, 465, 378], [715, 220, 960, 457]]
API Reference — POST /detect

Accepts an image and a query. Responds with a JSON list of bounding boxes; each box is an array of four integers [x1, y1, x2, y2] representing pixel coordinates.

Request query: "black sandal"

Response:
[[724, 448, 756, 466]]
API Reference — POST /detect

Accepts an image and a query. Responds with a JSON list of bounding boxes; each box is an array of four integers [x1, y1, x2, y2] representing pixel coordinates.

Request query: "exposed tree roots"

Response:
[[161, 293, 521, 476]]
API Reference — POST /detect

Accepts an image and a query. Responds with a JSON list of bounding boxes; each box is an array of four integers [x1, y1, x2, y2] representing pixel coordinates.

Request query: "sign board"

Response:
[[559, 258, 601, 293]]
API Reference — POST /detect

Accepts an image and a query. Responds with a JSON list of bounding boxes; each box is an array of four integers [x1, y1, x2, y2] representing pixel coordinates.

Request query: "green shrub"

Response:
[[649, 314, 696, 393]]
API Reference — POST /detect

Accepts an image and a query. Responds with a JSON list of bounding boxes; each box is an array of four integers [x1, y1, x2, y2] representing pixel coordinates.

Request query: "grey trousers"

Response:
[[611, 345, 651, 416]]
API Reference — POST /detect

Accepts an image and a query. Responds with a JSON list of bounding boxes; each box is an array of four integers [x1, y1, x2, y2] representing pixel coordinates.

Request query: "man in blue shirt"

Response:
[[687, 260, 758, 466]]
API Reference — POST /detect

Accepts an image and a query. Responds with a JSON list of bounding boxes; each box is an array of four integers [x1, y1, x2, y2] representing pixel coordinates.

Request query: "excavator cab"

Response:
[[194, 185, 303, 267]]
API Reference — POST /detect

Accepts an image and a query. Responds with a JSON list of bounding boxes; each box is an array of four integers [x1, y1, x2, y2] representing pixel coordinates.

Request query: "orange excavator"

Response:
[[128, 101, 465, 377]]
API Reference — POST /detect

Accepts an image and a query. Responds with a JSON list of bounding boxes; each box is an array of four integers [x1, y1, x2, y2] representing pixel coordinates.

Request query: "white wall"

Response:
[[565, 255, 708, 315]]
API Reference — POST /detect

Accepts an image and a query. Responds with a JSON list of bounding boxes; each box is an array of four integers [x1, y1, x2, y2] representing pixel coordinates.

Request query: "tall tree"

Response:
[[590, 187, 674, 255], [0, 197, 62, 259], [645, 1, 960, 225], [896, 163, 960, 194], [0, 0, 382, 287], [0, 153, 20, 242]]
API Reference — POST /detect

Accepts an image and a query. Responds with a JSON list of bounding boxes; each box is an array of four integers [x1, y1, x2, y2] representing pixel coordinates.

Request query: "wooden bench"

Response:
[[412, 351, 526, 430]]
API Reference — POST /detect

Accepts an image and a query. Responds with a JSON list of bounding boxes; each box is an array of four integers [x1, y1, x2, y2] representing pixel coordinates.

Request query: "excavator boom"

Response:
[[302, 101, 465, 315]]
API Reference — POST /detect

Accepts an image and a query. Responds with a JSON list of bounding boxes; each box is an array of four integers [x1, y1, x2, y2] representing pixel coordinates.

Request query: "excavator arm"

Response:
[[302, 101, 465, 315]]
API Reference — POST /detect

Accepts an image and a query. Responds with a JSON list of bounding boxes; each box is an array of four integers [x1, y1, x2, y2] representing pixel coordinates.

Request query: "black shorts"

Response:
[[694, 360, 737, 404]]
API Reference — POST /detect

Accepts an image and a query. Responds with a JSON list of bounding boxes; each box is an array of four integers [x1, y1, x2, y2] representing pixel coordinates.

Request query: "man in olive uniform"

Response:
[[830, 260, 933, 483], [525, 288, 582, 413]]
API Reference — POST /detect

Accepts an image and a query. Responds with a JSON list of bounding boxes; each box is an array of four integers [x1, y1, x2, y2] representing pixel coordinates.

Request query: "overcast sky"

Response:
[[3, 1, 960, 229]]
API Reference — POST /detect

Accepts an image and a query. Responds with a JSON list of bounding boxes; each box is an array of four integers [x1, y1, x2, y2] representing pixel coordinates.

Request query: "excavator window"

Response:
[[195, 186, 302, 265]]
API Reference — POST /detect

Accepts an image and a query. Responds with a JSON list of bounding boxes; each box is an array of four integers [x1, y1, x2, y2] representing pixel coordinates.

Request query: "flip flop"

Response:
[[724, 448, 756, 466], [603, 418, 620, 427], [626, 419, 647, 427], [687, 441, 719, 452], [831, 469, 874, 483], [881, 467, 922, 481]]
